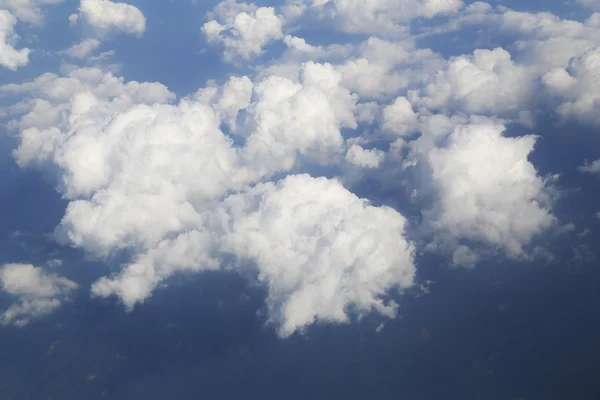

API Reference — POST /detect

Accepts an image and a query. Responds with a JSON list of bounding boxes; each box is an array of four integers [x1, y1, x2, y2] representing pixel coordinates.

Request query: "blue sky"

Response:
[[1, 0, 600, 398]]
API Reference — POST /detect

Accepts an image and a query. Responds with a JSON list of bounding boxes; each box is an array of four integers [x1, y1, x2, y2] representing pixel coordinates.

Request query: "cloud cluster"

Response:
[[5, 0, 599, 334], [0, 263, 77, 326], [542, 47, 600, 124], [285, 0, 464, 35]]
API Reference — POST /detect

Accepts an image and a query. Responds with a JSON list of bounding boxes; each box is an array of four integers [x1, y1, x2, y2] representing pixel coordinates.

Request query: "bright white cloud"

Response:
[[409, 47, 535, 116], [423, 122, 555, 260], [77, 0, 146, 37], [0, 9, 29, 70], [202, 1, 284, 62], [579, 159, 600, 174], [0, 263, 77, 326], [218, 174, 416, 337]]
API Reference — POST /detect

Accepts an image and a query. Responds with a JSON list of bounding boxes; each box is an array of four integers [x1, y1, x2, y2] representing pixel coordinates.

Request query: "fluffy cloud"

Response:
[[0, 263, 77, 326], [74, 0, 146, 37], [92, 173, 416, 339], [202, 1, 284, 62], [408, 47, 535, 116], [0, 9, 29, 70], [0, 0, 62, 25], [423, 122, 555, 263], [542, 47, 600, 124]]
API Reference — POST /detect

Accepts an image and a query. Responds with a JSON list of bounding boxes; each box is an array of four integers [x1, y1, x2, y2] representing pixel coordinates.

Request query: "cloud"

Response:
[[0, 263, 77, 326], [579, 159, 600, 174], [542, 47, 600, 125], [422, 122, 556, 261], [76, 0, 146, 37], [288, 0, 464, 35], [60, 38, 101, 59], [218, 174, 416, 337], [202, 1, 284, 62], [577, 0, 600, 11], [0, 9, 30, 70], [3, 62, 373, 335], [5, 0, 594, 336], [0, 0, 63, 25], [408, 47, 535, 117]]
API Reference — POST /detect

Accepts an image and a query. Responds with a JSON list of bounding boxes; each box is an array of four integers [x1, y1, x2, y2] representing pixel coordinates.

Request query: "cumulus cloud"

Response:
[[3, 61, 377, 335], [423, 122, 555, 261], [0, 0, 62, 25], [76, 0, 146, 37], [218, 174, 416, 337], [202, 1, 284, 62], [0, 263, 77, 326], [0, 9, 29, 70], [542, 47, 600, 124], [4, 0, 591, 336]]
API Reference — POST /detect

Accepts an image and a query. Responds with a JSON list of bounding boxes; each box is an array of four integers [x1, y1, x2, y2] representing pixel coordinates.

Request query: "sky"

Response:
[[1, 0, 600, 399]]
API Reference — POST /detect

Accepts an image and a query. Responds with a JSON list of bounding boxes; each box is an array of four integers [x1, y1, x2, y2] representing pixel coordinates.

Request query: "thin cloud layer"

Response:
[[202, 1, 284, 62], [0, 263, 77, 326]]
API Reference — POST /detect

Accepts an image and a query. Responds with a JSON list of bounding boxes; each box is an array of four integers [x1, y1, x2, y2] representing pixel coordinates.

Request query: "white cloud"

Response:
[[345, 144, 384, 168], [290, 0, 463, 35], [423, 122, 556, 258], [579, 159, 600, 174], [542, 47, 600, 124], [0, 263, 77, 326], [77, 0, 146, 37], [0, 0, 63, 25], [60, 38, 101, 59], [0, 9, 29, 70], [381, 96, 418, 136], [408, 47, 535, 116], [4, 63, 377, 335], [202, 1, 284, 62], [218, 174, 416, 337]]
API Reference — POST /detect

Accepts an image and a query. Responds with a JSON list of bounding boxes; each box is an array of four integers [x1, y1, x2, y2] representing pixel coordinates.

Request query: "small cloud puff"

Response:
[[0, 263, 78, 326]]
